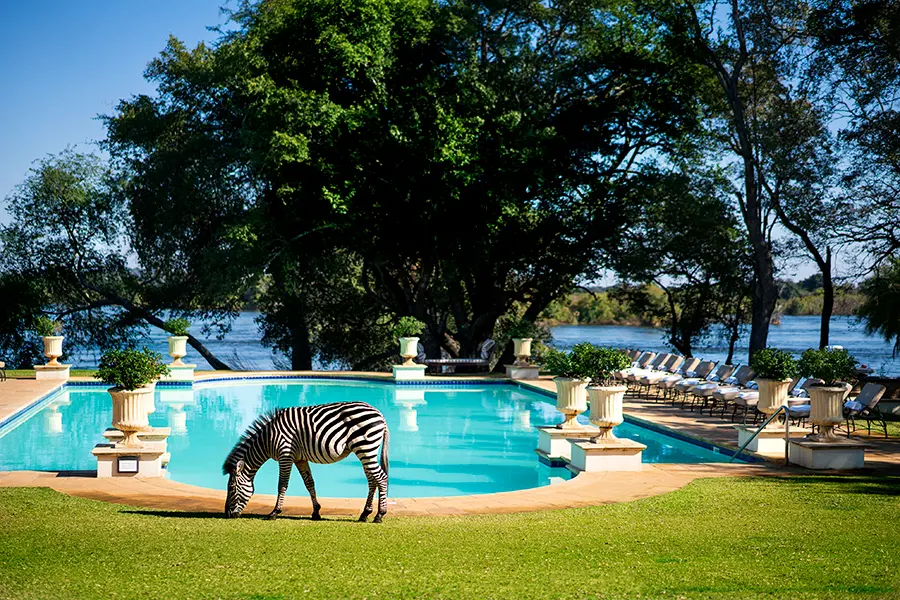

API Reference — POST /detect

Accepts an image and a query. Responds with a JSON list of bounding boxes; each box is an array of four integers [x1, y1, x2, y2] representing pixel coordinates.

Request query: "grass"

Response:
[[4, 369, 97, 378], [1, 476, 898, 599]]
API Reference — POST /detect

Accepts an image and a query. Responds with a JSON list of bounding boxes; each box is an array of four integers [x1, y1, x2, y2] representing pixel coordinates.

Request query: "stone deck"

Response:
[[1, 371, 897, 517]]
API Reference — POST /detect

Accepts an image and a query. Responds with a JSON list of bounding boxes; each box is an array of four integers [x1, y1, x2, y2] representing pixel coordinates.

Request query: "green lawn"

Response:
[[4, 369, 98, 378], [1, 476, 898, 599]]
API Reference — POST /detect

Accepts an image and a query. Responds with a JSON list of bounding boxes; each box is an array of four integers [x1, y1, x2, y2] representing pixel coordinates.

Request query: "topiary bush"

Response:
[[164, 317, 191, 337], [750, 348, 798, 381], [392, 316, 425, 339], [542, 343, 597, 380], [98, 347, 170, 391], [32, 316, 62, 337], [585, 346, 633, 386], [797, 347, 858, 385]]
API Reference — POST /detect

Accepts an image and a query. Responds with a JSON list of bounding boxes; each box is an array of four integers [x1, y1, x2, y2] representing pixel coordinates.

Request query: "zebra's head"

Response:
[[224, 458, 254, 518]]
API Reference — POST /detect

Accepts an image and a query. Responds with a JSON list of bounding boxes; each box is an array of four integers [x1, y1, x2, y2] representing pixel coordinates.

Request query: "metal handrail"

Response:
[[729, 405, 790, 465]]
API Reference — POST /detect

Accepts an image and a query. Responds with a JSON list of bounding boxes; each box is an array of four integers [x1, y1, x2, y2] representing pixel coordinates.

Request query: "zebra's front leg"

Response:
[[359, 478, 377, 522], [267, 457, 293, 520], [295, 460, 321, 521]]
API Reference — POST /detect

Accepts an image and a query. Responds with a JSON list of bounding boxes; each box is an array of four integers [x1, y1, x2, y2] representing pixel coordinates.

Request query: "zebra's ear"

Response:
[[235, 459, 245, 475]]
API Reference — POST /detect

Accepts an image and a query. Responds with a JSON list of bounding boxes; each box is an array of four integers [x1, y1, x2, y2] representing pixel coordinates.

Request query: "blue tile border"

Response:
[[0, 384, 66, 431]]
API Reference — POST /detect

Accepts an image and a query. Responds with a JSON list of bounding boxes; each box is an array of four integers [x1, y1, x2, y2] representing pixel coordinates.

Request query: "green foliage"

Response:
[[584, 346, 632, 387], [31, 316, 62, 337], [393, 317, 425, 339], [97, 347, 169, 391], [502, 318, 542, 340], [163, 318, 190, 337], [857, 258, 900, 354], [750, 348, 799, 381], [542, 343, 597, 380], [798, 348, 858, 385]]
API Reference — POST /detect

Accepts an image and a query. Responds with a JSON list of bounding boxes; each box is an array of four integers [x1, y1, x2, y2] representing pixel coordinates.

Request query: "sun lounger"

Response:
[[421, 339, 496, 373], [693, 365, 754, 415]]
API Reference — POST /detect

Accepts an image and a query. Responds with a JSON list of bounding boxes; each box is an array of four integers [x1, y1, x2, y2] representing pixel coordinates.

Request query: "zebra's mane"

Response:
[[222, 409, 282, 474]]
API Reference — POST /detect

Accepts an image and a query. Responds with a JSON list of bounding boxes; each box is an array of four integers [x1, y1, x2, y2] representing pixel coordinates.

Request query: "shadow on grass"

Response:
[[763, 474, 900, 496], [122, 509, 353, 522]]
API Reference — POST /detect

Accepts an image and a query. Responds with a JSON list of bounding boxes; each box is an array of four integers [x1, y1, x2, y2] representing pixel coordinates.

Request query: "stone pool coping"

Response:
[[0, 370, 884, 516]]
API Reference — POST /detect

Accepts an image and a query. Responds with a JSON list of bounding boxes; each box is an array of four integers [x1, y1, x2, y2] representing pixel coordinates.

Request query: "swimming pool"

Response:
[[0, 379, 738, 497]]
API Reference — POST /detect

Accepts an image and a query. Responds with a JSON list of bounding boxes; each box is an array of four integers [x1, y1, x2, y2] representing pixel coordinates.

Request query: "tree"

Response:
[[648, 0, 818, 359], [857, 258, 900, 354], [106, 0, 706, 369], [609, 168, 752, 358], [0, 150, 234, 369]]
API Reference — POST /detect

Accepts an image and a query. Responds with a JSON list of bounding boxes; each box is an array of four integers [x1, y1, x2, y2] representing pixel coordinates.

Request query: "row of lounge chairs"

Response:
[[613, 349, 890, 437]]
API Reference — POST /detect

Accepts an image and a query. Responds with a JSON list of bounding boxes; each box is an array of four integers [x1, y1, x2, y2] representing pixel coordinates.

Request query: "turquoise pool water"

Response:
[[0, 380, 735, 497]]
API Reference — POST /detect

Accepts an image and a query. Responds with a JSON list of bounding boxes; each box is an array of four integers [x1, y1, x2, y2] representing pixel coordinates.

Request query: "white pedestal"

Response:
[[92, 444, 170, 478], [735, 425, 796, 454], [392, 364, 427, 381], [34, 364, 70, 381], [163, 364, 196, 381], [788, 438, 871, 470], [536, 425, 598, 461], [505, 365, 540, 380], [569, 438, 646, 472]]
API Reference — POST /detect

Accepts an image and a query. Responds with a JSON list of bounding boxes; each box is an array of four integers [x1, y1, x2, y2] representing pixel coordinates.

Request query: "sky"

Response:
[[0, 1, 820, 281], [0, 0, 226, 222]]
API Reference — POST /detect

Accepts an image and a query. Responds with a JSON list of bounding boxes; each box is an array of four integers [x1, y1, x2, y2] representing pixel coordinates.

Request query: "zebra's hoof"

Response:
[[266, 512, 280, 520], [311, 513, 321, 521], [373, 515, 384, 524], [358, 515, 368, 522]]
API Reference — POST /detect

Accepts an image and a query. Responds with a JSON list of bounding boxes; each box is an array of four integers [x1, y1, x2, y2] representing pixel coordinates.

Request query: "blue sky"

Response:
[[0, 0, 225, 222]]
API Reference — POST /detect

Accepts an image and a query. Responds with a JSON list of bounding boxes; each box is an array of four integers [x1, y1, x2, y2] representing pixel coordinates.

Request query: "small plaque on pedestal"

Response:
[[505, 365, 540, 380], [536, 425, 598, 463], [34, 364, 71, 381], [569, 438, 646, 472], [788, 438, 872, 470], [392, 364, 427, 381], [163, 364, 196, 381]]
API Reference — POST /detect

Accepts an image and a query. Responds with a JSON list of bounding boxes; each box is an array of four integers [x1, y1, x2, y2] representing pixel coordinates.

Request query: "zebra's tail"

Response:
[[380, 424, 390, 479]]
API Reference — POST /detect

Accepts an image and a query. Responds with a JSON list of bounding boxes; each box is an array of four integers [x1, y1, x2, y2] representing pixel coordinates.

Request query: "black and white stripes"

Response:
[[223, 401, 390, 522]]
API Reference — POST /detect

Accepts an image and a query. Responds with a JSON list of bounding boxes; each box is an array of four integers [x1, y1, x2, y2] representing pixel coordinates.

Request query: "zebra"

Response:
[[222, 401, 390, 522]]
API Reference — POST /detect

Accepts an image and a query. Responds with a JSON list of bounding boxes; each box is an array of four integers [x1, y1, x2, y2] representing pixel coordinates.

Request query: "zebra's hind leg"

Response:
[[358, 479, 377, 522], [295, 460, 321, 521], [373, 466, 388, 523], [267, 456, 293, 520]]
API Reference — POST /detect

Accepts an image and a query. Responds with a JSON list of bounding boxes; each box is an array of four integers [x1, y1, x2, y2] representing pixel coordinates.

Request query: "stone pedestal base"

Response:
[[392, 364, 427, 381], [92, 445, 170, 478], [163, 364, 196, 381], [788, 438, 871, 470], [536, 425, 598, 462], [504, 365, 540, 380], [569, 438, 646, 472], [34, 364, 70, 381], [735, 425, 807, 454]]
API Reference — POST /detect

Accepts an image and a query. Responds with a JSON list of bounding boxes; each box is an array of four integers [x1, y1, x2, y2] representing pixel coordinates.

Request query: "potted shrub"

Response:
[[164, 317, 191, 365], [584, 346, 633, 441], [393, 317, 425, 366], [504, 318, 542, 366], [33, 316, 64, 365], [542, 343, 594, 429], [98, 348, 170, 447], [798, 347, 858, 440], [749, 348, 798, 419]]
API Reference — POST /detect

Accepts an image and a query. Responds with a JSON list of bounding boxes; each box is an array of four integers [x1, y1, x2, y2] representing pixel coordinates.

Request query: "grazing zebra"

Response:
[[222, 401, 390, 522]]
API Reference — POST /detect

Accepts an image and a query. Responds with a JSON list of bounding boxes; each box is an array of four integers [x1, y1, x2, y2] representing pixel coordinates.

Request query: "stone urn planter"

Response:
[[110, 385, 155, 447], [554, 377, 590, 429], [42, 336, 64, 365], [587, 385, 628, 441], [512, 338, 533, 366], [807, 384, 851, 441], [398, 337, 419, 366], [168, 336, 189, 365], [756, 378, 793, 420]]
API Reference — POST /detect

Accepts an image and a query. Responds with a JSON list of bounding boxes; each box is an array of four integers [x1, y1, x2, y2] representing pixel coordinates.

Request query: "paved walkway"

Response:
[[1, 371, 897, 516]]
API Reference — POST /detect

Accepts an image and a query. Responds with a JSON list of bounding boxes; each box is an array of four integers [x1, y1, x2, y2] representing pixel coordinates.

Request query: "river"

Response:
[[65, 313, 900, 377]]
